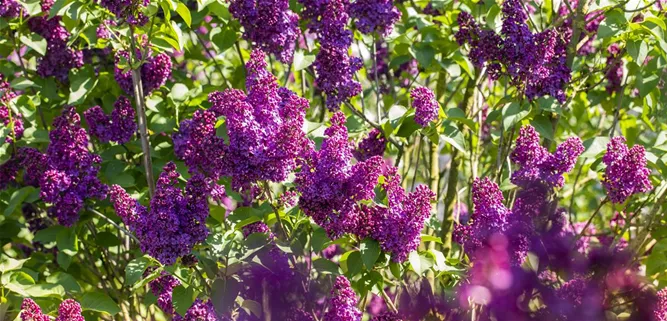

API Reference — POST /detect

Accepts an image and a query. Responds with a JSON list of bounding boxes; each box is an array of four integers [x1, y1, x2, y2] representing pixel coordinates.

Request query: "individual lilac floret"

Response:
[[602, 136, 652, 204], [55, 299, 84, 321], [510, 125, 583, 188], [229, 0, 300, 63], [453, 177, 510, 260], [84, 96, 136, 144], [0, 0, 23, 18], [353, 128, 387, 161], [28, 16, 84, 82], [205, 50, 310, 191], [305, 0, 363, 110], [324, 276, 362, 321], [349, 0, 401, 36], [149, 273, 181, 314], [110, 163, 219, 265], [98, 0, 149, 25], [20, 299, 50, 321], [410, 86, 438, 127], [40, 107, 108, 226], [295, 112, 385, 238], [115, 50, 172, 96]]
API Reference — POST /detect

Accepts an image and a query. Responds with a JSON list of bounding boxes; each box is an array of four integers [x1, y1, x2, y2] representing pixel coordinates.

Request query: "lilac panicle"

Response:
[[28, 17, 84, 82], [324, 276, 362, 321], [110, 163, 219, 265], [0, 0, 23, 18], [40, 107, 108, 226], [605, 43, 623, 94], [353, 128, 387, 161], [115, 50, 172, 96], [173, 110, 225, 179], [55, 299, 84, 321], [349, 0, 401, 36], [149, 273, 181, 314], [410, 86, 438, 127], [174, 299, 221, 321], [656, 288, 667, 321], [602, 136, 652, 204], [229, 0, 300, 63], [98, 0, 149, 25], [84, 96, 136, 144], [20, 299, 50, 321]]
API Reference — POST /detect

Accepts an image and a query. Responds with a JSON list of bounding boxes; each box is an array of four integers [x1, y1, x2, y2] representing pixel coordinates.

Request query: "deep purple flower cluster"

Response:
[[0, 147, 46, 189], [190, 50, 310, 191], [229, 0, 300, 63], [605, 43, 624, 94], [36, 107, 108, 226], [96, 20, 116, 39], [324, 276, 362, 321], [410, 86, 438, 127], [349, 0, 401, 36], [174, 299, 221, 321], [301, 0, 362, 110], [21, 299, 84, 321], [455, 0, 571, 102], [149, 273, 181, 314], [0, 74, 23, 143], [84, 96, 136, 144], [110, 162, 218, 265], [114, 50, 172, 96], [602, 136, 652, 204], [353, 128, 386, 161], [28, 17, 84, 81], [98, 0, 149, 25], [0, 0, 23, 18]]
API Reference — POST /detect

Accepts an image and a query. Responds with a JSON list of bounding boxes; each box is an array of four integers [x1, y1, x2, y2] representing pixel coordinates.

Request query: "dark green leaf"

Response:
[[359, 238, 381, 270], [81, 292, 121, 315]]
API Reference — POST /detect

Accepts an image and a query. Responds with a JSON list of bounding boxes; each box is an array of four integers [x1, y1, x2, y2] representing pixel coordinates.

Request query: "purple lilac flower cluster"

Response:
[[149, 273, 181, 314], [0, 0, 23, 18], [657, 289, 667, 321], [114, 50, 172, 96], [455, 0, 570, 102], [27, 16, 84, 82], [349, 0, 401, 36], [602, 136, 652, 204], [98, 0, 149, 25], [229, 0, 300, 63], [183, 50, 310, 191], [0, 147, 46, 190], [353, 128, 387, 161], [324, 276, 362, 321], [296, 112, 434, 261], [34, 107, 108, 226], [0, 74, 23, 143], [84, 96, 136, 144], [174, 299, 222, 321], [605, 43, 624, 94], [21, 299, 84, 321], [96, 20, 116, 39], [109, 162, 218, 265], [301, 0, 363, 110], [410, 86, 438, 127]]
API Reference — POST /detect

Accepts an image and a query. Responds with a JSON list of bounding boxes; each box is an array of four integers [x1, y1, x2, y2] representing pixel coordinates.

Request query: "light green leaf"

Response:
[[81, 292, 121, 315], [0, 257, 29, 273], [20, 34, 47, 56], [176, 2, 192, 27], [408, 251, 433, 276], [502, 102, 530, 130], [172, 286, 197, 316], [125, 257, 150, 286], [56, 228, 78, 256], [68, 68, 98, 105], [359, 238, 381, 270], [293, 50, 316, 71], [581, 136, 610, 158], [441, 121, 466, 153], [4, 186, 36, 216]]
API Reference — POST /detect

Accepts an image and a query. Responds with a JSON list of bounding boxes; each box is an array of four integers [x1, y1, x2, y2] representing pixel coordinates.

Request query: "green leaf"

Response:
[[502, 102, 530, 130], [81, 292, 121, 315], [293, 50, 316, 71], [412, 43, 435, 68], [441, 121, 466, 153], [241, 299, 262, 318], [408, 251, 433, 276], [68, 67, 98, 105], [15, 0, 40, 16], [49, 0, 69, 17], [45, 272, 81, 293], [125, 257, 151, 286], [0, 257, 29, 273], [6, 283, 65, 298], [340, 250, 362, 276], [420, 234, 442, 244], [19, 33, 47, 56], [10, 77, 39, 90], [169, 20, 185, 50], [108, 173, 135, 187], [312, 258, 341, 275], [581, 136, 610, 158], [95, 231, 122, 247], [4, 186, 36, 216], [210, 27, 238, 54], [531, 114, 554, 141], [389, 261, 401, 279], [57, 252, 72, 271], [34, 225, 65, 244], [176, 2, 192, 27], [169, 83, 190, 102], [172, 286, 197, 316], [311, 227, 331, 253], [359, 238, 381, 270], [56, 228, 78, 256]]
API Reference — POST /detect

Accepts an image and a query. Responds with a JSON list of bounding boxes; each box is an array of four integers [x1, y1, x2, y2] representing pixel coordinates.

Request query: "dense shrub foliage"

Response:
[[0, 0, 666, 320]]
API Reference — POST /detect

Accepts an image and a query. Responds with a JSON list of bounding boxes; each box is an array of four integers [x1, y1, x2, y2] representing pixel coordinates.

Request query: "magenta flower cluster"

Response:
[[84, 96, 137, 144], [324, 276, 362, 321], [605, 43, 624, 94], [410, 86, 438, 127], [455, 0, 570, 102], [28, 16, 84, 81], [349, 0, 401, 36], [353, 128, 387, 161], [98, 0, 149, 25], [301, 0, 363, 110], [115, 50, 172, 96], [110, 162, 218, 265], [21, 299, 84, 321], [0, 74, 23, 143], [173, 299, 222, 321], [296, 112, 434, 261], [602, 136, 652, 204], [229, 0, 300, 63], [177, 50, 310, 191]]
